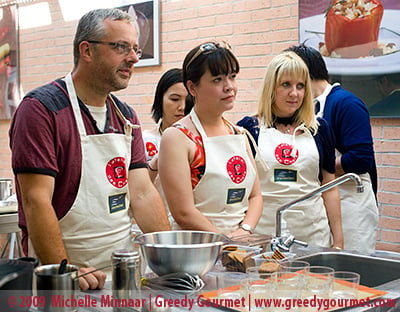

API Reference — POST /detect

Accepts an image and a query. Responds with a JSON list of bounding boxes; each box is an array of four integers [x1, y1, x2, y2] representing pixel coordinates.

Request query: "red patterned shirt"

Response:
[[173, 124, 205, 189]]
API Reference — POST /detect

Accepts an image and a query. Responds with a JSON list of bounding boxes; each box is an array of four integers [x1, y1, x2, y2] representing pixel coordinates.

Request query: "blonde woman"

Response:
[[238, 51, 343, 248]]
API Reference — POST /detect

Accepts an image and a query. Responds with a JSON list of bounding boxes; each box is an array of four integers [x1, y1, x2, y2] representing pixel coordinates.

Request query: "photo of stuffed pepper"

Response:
[[324, 0, 384, 58]]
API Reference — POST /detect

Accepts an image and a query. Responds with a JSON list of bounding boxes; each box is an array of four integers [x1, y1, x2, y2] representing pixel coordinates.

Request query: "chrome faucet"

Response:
[[271, 173, 364, 251]]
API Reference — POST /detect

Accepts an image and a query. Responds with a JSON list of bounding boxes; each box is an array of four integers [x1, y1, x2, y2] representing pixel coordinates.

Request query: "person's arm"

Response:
[[320, 170, 344, 249], [17, 173, 106, 290], [335, 156, 345, 176], [17, 173, 66, 263], [229, 134, 263, 237], [331, 92, 374, 176], [128, 167, 171, 232], [147, 154, 159, 182], [158, 127, 219, 232]]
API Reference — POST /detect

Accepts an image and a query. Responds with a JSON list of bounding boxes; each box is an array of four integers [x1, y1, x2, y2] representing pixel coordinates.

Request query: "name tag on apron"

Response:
[[274, 169, 297, 182], [226, 188, 246, 204], [109, 193, 127, 214]]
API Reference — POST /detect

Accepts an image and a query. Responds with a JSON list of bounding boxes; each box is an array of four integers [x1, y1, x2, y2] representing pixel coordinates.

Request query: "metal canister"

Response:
[[35, 263, 80, 312], [111, 250, 141, 311], [0, 178, 12, 201]]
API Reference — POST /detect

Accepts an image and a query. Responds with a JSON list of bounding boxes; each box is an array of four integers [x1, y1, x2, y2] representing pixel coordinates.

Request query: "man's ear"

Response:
[[79, 41, 94, 63]]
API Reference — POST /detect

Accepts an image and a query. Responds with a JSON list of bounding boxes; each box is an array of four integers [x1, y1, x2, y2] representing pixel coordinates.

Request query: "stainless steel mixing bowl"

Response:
[[134, 230, 227, 276]]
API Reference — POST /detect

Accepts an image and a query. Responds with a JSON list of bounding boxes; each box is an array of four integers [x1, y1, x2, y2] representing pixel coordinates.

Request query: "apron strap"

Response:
[[190, 109, 237, 138], [290, 123, 312, 158], [66, 72, 138, 139], [65, 72, 87, 137], [107, 95, 139, 138], [241, 127, 269, 172], [190, 110, 207, 138]]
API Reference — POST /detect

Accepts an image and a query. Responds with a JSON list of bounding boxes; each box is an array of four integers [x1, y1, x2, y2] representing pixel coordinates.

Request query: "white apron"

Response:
[[316, 84, 378, 253], [29, 73, 134, 274], [171, 111, 256, 234], [142, 122, 162, 162], [255, 124, 331, 247], [142, 125, 173, 226]]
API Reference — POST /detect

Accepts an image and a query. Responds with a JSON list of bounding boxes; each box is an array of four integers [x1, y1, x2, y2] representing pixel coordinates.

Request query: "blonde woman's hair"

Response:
[[257, 51, 318, 133]]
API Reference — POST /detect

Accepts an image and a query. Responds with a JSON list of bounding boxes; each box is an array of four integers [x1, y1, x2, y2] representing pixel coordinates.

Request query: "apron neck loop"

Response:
[[157, 120, 164, 135], [190, 110, 235, 138], [107, 95, 139, 137], [290, 123, 310, 158], [65, 72, 87, 137], [190, 110, 207, 138]]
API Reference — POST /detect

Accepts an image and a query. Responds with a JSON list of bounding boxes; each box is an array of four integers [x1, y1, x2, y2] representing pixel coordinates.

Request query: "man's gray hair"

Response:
[[73, 8, 132, 66]]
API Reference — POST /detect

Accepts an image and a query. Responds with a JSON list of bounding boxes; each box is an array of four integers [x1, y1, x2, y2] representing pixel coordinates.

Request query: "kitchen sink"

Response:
[[296, 251, 400, 288]]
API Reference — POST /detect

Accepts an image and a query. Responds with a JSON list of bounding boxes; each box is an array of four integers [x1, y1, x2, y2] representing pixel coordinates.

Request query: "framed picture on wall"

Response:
[[0, 4, 20, 120], [117, 0, 160, 67], [299, 0, 400, 118]]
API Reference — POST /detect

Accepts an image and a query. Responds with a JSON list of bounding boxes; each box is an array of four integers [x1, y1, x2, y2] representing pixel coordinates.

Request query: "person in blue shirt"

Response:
[[238, 51, 343, 249], [286, 44, 378, 254], [369, 73, 400, 118]]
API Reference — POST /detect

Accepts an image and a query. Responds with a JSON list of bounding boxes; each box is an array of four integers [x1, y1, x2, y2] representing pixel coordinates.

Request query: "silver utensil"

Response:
[[71, 263, 112, 280], [141, 272, 205, 293]]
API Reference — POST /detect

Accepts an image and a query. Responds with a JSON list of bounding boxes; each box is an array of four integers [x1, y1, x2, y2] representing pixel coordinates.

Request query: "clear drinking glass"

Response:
[[331, 271, 360, 300], [280, 260, 310, 289], [271, 270, 302, 312], [303, 266, 334, 304], [244, 266, 275, 311], [216, 271, 246, 302]]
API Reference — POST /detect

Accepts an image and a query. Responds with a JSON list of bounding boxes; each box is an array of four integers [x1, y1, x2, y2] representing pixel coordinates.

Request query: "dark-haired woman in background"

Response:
[[142, 68, 190, 164], [158, 41, 262, 237]]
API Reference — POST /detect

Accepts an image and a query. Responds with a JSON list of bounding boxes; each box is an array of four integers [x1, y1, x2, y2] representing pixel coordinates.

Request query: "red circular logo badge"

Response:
[[106, 157, 128, 188], [146, 142, 158, 157], [226, 156, 247, 184], [275, 143, 299, 165]]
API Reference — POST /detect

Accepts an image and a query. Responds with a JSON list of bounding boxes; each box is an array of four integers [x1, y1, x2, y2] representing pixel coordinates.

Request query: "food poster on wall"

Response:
[[299, 0, 400, 118], [0, 5, 19, 120]]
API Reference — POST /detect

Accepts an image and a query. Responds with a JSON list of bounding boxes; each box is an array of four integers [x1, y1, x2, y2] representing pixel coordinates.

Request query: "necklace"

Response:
[[273, 115, 295, 134], [279, 125, 292, 134], [274, 115, 295, 126]]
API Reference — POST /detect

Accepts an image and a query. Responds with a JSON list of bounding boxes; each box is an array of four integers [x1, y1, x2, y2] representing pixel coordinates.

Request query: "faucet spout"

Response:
[[275, 173, 363, 238]]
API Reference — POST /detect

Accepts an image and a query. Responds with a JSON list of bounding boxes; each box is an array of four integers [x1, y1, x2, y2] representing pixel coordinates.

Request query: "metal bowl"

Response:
[[134, 231, 227, 276]]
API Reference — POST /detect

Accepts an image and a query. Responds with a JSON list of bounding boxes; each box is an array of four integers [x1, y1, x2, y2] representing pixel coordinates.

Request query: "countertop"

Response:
[[24, 246, 400, 312]]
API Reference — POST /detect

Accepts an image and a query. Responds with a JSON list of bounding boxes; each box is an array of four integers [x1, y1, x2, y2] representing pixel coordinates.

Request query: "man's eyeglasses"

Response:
[[185, 41, 232, 70], [87, 41, 142, 58]]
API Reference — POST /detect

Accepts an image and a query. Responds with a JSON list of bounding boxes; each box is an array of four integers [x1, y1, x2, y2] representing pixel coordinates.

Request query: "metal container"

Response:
[[112, 250, 141, 312], [0, 178, 12, 201], [228, 233, 272, 252], [134, 230, 227, 276], [34, 264, 79, 312], [0, 258, 37, 312]]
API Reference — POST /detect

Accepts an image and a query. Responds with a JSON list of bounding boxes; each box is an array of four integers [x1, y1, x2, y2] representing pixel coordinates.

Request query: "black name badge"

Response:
[[274, 169, 297, 182], [226, 188, 246, 204], [109, 193, 127, 214]]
